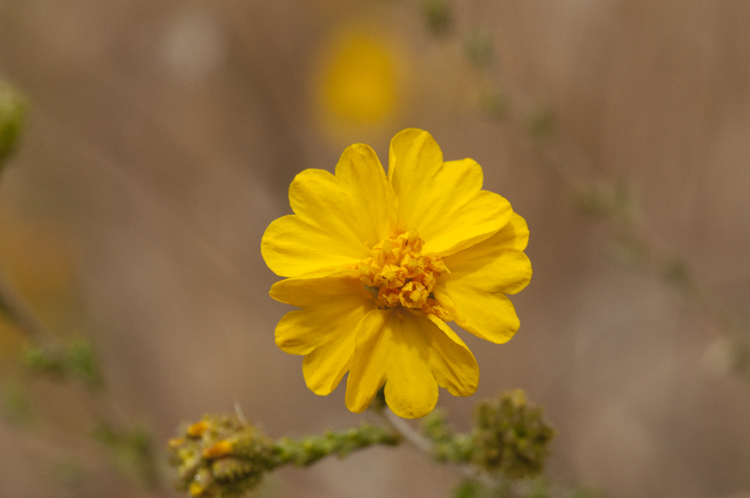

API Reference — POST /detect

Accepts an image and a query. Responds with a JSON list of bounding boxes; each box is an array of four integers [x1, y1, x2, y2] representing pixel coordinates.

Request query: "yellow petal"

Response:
[[262, 144, 397, 277], [498, 212, 530, 251], [275, 293, 371, 355], [436, 230, 532, 343], [345, 310, 476, 418], [272, 270, 374, 395], [345, 309, 391, 414], [444, 237, 532, 296], [270, 269, 362, 307], [387, 129, 512, 256], [383, 338, 438, 420], [302, 325, 358, 395], [421, 314, 479, 396], [378, 312, 438, 418]]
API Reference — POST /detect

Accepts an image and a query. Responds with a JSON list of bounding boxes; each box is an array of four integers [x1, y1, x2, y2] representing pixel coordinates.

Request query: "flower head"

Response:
[[262, 129, 531, 418], [311, 23, 409, 143]]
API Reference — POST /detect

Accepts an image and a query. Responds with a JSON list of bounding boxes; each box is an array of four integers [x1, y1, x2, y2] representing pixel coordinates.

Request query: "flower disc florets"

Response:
[[358, 230, 451, 321]]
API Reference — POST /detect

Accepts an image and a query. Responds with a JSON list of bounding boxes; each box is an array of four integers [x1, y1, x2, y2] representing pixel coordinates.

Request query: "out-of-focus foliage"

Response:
[[0, 381, 34, 427], [422, 0, 452, 37], [23, 338, 104, 390], [94, 421, 159, 488], [0, 82, 27, 167], [451, 476, 607, 498]]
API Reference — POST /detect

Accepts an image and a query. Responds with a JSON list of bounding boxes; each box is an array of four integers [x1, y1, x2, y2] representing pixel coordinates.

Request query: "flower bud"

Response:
[[471, 390, 555, 479], [169, 414, 276, 498]]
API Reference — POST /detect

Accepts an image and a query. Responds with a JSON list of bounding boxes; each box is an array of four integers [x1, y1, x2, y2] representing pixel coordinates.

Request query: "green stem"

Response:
[[380, 407, 434, 453], [273, 421, 401, 467]]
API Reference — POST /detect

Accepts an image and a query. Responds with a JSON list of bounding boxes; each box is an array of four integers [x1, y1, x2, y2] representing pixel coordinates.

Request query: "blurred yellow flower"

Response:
[[262, 129, 531, 418], [311, 24, 407, 141]]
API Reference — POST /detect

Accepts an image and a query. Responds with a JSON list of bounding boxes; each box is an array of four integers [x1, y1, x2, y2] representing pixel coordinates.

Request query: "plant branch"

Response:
[[379, 407, 435, 454], [0, 275, 54, 347]]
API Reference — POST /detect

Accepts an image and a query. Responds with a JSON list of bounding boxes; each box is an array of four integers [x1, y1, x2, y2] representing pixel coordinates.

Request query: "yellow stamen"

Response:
[[202, 440, 233, 459], [398, 281, 426, 308], [374, 264, 406, 288], [357, 230, 451, 320], [423, 298, 452, 322], [377, 286, 401, 308]]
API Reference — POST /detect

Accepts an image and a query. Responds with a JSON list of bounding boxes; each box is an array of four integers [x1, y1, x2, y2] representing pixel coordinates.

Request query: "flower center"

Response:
[[357, 231, 451, 321]]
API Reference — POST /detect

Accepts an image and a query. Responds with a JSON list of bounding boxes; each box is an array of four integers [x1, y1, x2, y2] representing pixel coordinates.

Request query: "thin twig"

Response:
[[0, 273, 165, 490], [376, 408, 497, 488], [0, 275, 54, 347], [380, 407, 434, 454]]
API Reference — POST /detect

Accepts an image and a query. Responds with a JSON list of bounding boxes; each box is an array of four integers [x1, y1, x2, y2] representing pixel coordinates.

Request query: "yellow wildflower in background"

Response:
[[262, 129, 531, 419], [311, 23, 408, 142]]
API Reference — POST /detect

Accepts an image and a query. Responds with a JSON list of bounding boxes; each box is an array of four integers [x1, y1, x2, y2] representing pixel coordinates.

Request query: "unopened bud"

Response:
[[169, 414, 276, 497], [471, 390, 555, 479]]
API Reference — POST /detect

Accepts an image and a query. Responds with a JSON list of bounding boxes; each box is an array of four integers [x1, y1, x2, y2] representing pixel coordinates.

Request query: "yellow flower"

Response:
[[311, 23, 408, 142], [262, 129, 532, 419]]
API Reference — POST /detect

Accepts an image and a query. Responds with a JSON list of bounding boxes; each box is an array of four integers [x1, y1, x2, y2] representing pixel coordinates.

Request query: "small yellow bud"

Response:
[[188, 482, 205, 496], [168, 437, 185, 449], [203, 440, 233, 459], [187, 421, 209, 438]]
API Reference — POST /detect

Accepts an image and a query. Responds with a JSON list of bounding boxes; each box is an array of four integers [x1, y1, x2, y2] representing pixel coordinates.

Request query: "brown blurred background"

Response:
[[1, 0, 750, 497]]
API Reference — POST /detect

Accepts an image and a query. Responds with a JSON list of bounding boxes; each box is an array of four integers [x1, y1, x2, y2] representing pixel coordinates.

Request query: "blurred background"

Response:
[[1, 0, 750, 497]]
